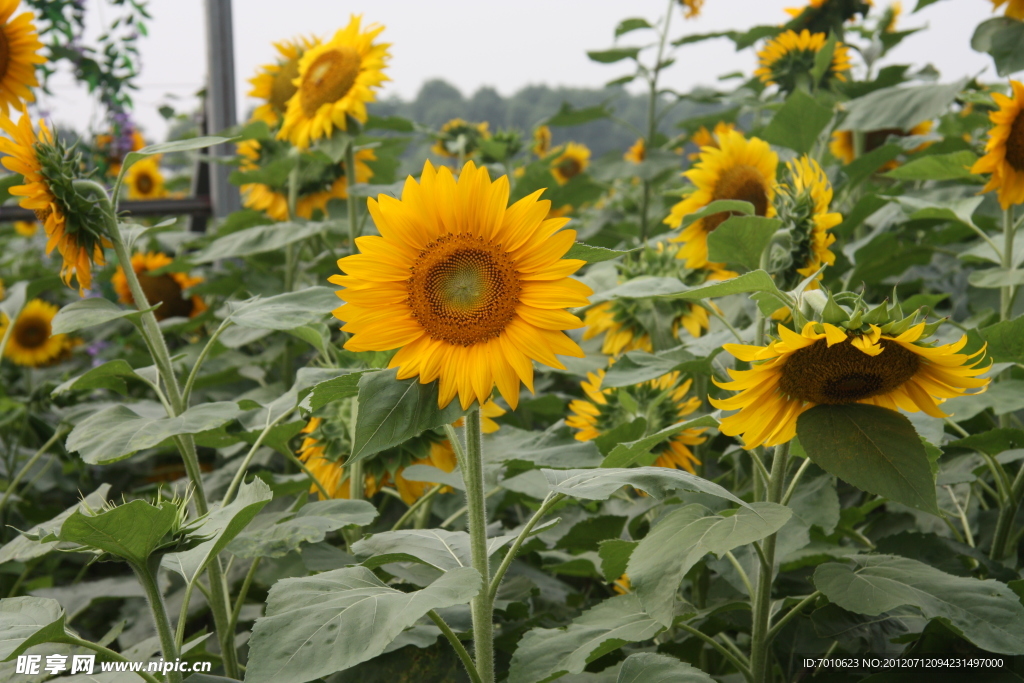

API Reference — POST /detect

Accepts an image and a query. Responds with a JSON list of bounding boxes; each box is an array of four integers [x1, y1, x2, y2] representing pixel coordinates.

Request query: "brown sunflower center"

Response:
[[0, 25, 9, 79], [706, 165, 769, 232], [138, 272, 193, 321], [779, 336, 920, 404], [557, 158, 582, 180], [136, 173, 154, 196], [1006, 112, 1024, 172], [33, 207, 51, 224], [300, 47, 361, 118], [406, 234, 521, 346], [270, 57, 301, 113], [863, 128, 905, 153], [14, 317, 49, 350]]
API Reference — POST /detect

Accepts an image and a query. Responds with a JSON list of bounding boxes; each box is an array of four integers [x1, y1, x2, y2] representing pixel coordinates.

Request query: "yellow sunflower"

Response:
[[111, 252, 207, 321], [551, 142, 591, 185], [679, 0, 705, 18], [666, 129, 778, 273], [533, 125, 552, 157], [755, 29, 852, 92], [991, 0, 1024, 20], [332, 160, 591, 410], [712, 322, 990, 449], [0, 114, 110, 294], [776, 157, 840, 289], [432, 118, 491, 159], [0, 0, 44, 116], [972, 80, 1024, 209], [612, 574, 631, 594], [829, 120, 933, 169], [249, 35, 320, 127], [688, 121, 736, 160], [0, 299, 77, 367], [624, 138, 646, 164], [278, 16, 390, 149], [13, 220, 36, 236], [96, 129, 145, 176], [567, 369, 706, 474], [124, 156, 167, 201], [297, 418, 383, 500]]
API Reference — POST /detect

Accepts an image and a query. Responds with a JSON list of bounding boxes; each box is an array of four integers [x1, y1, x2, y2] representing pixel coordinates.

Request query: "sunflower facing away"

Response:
[[568, 369, 707, 474], [551, 142, 591, 185], [688, 121, 736, 160], [533, 125, 552, 157], [712, 322, 990, 449], [755, 29, 852, 92], [125, 156, 168, 201], [0, 299, 77, 367], [772, 157, 840, 290], [991, 0, 1024, 20], [784, 0, 873, 34], [624, 138, 646, 164], [0, 114, 110, 294], [278, 16, 389, 149], [332, 160, 592, 410], [0, 0, 44, 116], [432, 118, 491, 159], [829, 120, 932, 169], [249, 35, 320, 127], [972, 80, 1024, 209], [111, 252, 206, 322], [666, 129, 778, 274]]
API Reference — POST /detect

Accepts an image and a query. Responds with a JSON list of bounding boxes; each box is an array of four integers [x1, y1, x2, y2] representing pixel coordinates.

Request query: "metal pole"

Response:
[[204, 0, 241, 217]]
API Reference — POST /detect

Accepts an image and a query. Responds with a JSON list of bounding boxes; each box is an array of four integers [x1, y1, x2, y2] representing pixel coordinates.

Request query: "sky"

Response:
[[37, 0, 999, 142]]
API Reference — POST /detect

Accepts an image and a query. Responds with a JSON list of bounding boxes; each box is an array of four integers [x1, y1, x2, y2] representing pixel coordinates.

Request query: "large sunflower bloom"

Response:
[[991, 0, 1024, 20], [249, 35, 319, 127], [125, 156, 168, 200], [550, 142, 591, 185], [0, 299, 77, 367], [971, 80, 1024, 209], [278, 16, 389, 149], [567, 369, 706, 474], [755, 29, 852, 91], [332, 160, 591, 410], [111, 252, 207, 322], [711, 322, 990, 449], [0, 0, 44, 116], [830, 121, 932, 169], [666, 130, 778, 273]]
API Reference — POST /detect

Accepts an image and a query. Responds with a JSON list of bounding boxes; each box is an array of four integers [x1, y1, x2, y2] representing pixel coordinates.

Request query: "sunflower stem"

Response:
[[462, 406, 495, 683], [133, 557, 182, 683], [1001, 206, 1017, 322], [428, 610, 484, 683], [990, 461, 1024, 561], [345, 140, 361, 251], [0, 427, 65, 513]]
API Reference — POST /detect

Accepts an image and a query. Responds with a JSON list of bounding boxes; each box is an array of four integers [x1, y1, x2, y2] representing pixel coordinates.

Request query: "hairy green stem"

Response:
[[461, 407, 494, 683], [392, 484, 444, 531], [428, 609, 484, 683], [990, 463, 1024, 561], [65, 636, 161, 683], [182, 318, 232, 407], [230, 557, 262, 634], [133, 558, 181, 683], [222, 409, 293, 505], [766, 591, 821, 642], [1001, 207, 1017, 321], [489, 492, 565, 601]]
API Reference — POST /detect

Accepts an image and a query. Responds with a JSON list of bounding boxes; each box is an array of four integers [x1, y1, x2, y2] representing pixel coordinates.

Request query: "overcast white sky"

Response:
[[37, 0, 997, 141]]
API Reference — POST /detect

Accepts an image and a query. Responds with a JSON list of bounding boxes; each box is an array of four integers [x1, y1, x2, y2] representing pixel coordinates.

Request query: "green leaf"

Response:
[[51, 360, 143, 397], [972, 18, 1024, 78], [555, 516, 627, 553], [810, 32, 838, 85], [50, 298, 144, 335], [813, 554, 1024, 654], [541, 466, 750, 508], [796, 404, 939, 515], [545, 103, 612, 127], [706, 216, 783, 271], [598, 539, 637, 582], [841, 143, 902, 186], [617, 653, 716, 683], [882, 150, 980, 180], [587, 48, 641, 63], [0, 485, 111, 566], [590, 270, 782, 306], [678, 199, 754, 230], [897, 195, 984, 229], [190, 221, 326, 263], [761, 88, 833, 154], [601, 347, 719, 387], [838, 79, 968, 132], [245, 566, 480, 683], [223, 287, 338, 330], [0, 173, 23, 203], [353, 528, 518, 573], [942, 380, 1024, 421], [628, 503, 792, 626], [981, 316, 1024, 363], [349, 368, 466, 464], [615, 18, 652, 37], [487, 425, 603, 468], [564, 243, 638, 263], [298, 371, 367, 412], [121, 136, 233, 177], [0, 597, 74, 661], [66, 401, 242, 465], [969, 268, 1024, 288], [949, 428, 1024, 456], [364, 114, 415, 132], [59, 500, 178, 565], [228, 500, 377, 560], [508, 593, 664, 683], [0, 281, 26, 320], [228, 155, 296, 188], [600, 416, 718, 468], [162, 478, 273, 584]]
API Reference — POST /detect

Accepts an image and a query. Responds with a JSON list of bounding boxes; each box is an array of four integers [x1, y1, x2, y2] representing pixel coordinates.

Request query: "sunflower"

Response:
[[111, 252, 206, 322], [0, 114, 110, 295], [612, 574, 631, 594], [332, 160, 591, 410], [991, 0, 1024, 20], [972, 80, 1024, 210], [785, 0, 873, 34], [278, 16, 389, 149], [96, 129, 145, 176], [0, 299, 77, 367], [533, 125, 552, 157], [688, 121, 736, 160], [666, 130, 778, 273], [567, 369, 707, 474], [829, 120, 932, 169], [551, 142, 591, 185], [773, 157, 840, 290], [712, 322, 990, 449], [0, 0, 44, 116], [13, 220, 36, 236], [679, 0, 705, 18], [624, 138, 646, 164], [249, 35, 319, 127], [124, 156, 167, 201], [297, 418, 382, 500], [432, 118, 491, 159], [755, 29, 852, 92]]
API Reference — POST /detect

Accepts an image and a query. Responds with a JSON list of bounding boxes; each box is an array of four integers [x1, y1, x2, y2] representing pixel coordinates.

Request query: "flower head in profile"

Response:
[[990, 0, 1024, 20], [550, 142, 591, 185], [111, 252, 206, 322], [533, 125, 552, 157], [567, 369, 707, 474], [971, 80, 1024, 209], [432, 118, 491, 159], [125, 156, 168, 201], [755, 29, 852, 93], [249, 35, 320, 127], [278, 16, 389, 148], [0, 0, 45, 116], [0, 114, 111, 295], [770, 157, 840, 291], [0, 299, 80, 367], [829, 121, 932, 170], [784, 0, 872, 34], [332, 160, 591, 410]]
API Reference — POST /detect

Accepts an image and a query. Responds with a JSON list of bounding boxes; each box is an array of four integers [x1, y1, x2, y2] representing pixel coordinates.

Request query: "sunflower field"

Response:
[[3, 0, 1024, 681]]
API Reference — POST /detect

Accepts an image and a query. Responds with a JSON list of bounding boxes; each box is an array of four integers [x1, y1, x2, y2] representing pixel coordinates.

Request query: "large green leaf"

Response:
[[942, 380, 1024, 421], [222, 287, 339, 330], [507, 593, 664, 683], [969, 268, 1024, 288], [0, 597, 74, 661], [565, 243, 637, 264], [601, 347, 719, 387], [706, 216, 783, 271], [66, 401, 242, 465], [761, 88, 834, 154], [50, 298, 146, 335], [541, 466, 749, 508], [352, 528, 518, 573], [349, 368, 466, 464], [298, 371, 367, 412], [487, 424, 603, 468], [52, 360, 144, 397], [628, 503, 792, 626], [244, 566, 480, 683], [797, 404, 940, 515], [57, 500, 178, 565], [980, 316, 1024, 364], [813, 554, 1024, 654], [228, 500, 377, 559], [617, 653, 716, 683], [0, 485, 111, 565], [191, 221, 326, 263], [972, 18, 1024, 77], [882, 151, 979, 180], [678, 199, 753, 230], [600, 416, 718, 468], [590, 270, 783, 306], [839, 79, 968, 132], [120, 136, 233, 178]]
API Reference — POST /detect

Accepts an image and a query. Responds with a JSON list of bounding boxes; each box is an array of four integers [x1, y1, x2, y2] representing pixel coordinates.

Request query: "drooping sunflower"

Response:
[[533, 125, 552, 157], [688, 121, 736, 160], [551, 142, 591, 185], [249, 35, 320, 127], [991, 0, 1024, 20], [829, 120, 932, 169], [111, 252, 206, 322], [679, 0, 705, 19], [0, 299, 77, 367], [297, 417, 379, 500], [624, 138, 646, 164], [712, 322, 990, 449], [0, 114, 110, 295], [666, 130, 778, 273], [971, 80, 1024, 209], [13, 220, 36, 236], [124, 156, 168, 201], [772, 157, 840, 291], [332, 160, 591, 410], [432, 118, 491, 159], [567, 369, 707, 474], [755, 29, 852, 92], [0, 0, 44, 116], [278, 16, 389, 149]]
